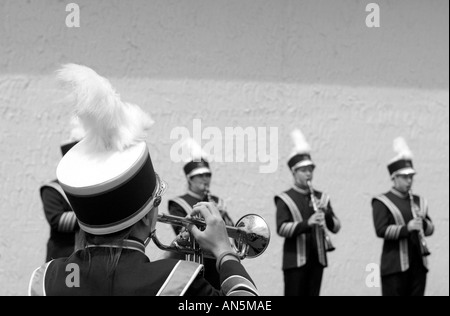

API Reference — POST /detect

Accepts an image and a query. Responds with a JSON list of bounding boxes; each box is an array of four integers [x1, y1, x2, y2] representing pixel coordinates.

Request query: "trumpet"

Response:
[[307, 180, 335, 252], [152, 213, 270, 263], [408, 190, 431, 257]]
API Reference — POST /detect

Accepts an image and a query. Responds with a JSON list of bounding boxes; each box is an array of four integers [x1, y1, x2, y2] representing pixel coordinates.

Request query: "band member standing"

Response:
[[29, 64, 258, 296], [40, 117, 85, 261], [275, 129, 341, 296], [372, 137, 434, 296], [168, 138, 234, 289]]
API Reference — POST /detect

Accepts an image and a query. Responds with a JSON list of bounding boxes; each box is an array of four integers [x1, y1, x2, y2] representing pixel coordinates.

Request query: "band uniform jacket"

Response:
[[28, 239, 258, 296], [40, 180, 79, 261], [168, 190, 234, 289], [275, 186, 341, 270], [372, 189, 434, 277]]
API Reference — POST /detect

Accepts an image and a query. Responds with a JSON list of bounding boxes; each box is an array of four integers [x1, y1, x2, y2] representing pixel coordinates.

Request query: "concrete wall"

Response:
[[0, 0, 448, 296]]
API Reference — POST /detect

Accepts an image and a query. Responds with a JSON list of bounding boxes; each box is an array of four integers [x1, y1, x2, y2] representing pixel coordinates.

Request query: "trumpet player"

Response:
[[372, 137, 434, 296], [29, 64, 258, 296], [275, 129, 341, 296], [168, 138, 234, 289]]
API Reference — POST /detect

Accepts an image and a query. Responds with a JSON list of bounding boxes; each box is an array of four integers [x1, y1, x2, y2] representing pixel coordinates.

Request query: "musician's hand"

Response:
[[407, 218, 423, 232], [317, 200, 327, 210], [308, 213, 325, 227], [189, 202, 233, 258], [416, 210, 426, 218]]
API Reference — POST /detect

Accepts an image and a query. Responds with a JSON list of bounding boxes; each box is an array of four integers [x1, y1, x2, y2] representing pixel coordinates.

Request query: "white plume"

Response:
[[290, 129, 311, 155], [57, 63, 154, 151], [182, 137, 208, 162], [391, 137, 413, 161]]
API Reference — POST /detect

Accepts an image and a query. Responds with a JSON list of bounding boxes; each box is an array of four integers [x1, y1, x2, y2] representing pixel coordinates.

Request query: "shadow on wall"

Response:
[[0, 0, 448, 90]]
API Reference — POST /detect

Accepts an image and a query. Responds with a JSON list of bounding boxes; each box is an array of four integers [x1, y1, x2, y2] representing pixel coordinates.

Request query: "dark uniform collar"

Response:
[[390, 188, 408, 199], [85, 238, 146, 255], [292, 184, 309, 195], [187, 189, 204, 200]]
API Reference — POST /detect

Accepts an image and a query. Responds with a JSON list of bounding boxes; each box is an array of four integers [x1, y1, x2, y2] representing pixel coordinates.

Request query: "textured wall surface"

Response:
[[0, 0, 448, 296]]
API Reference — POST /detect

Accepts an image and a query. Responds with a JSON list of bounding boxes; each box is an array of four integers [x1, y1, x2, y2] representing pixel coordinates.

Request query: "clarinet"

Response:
[[307, 181, 335, 252], [408, 190, 431, 257], [204, 185, 234, 226]]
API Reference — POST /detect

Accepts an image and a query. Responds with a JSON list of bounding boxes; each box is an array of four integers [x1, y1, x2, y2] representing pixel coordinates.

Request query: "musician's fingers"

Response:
[[192, 202, 213, 220], [189, 224, 202, 239], [313, 213, 323, 221], [191, 202, 205, 216]]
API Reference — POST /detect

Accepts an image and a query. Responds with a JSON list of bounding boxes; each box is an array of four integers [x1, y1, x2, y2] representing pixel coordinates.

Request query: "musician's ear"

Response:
[[141, 210, 154, 226]]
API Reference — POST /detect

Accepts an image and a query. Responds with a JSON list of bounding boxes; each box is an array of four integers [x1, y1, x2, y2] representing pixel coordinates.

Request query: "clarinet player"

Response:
[[274, 129, 341, 296], [168, 137, 234, 289], [372, 137, 434, 296]]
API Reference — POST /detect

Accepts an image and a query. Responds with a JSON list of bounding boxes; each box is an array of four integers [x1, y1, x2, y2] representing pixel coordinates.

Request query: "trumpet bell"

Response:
[[233, 214, 270, 259]]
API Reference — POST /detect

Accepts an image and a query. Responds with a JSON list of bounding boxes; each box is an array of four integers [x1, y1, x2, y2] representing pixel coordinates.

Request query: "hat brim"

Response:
[[187, 167, 212, 178], [391, 167, 416, 178], [291, 160, 315, 171]]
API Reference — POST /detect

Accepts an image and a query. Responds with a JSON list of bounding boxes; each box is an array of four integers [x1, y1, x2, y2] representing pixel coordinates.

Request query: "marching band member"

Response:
[[372, 137, 434, 296], [40, 117, 85, 261], [275, 129, 341, 296], [168, 138, 234, 289], [29, 64, 258, 296]]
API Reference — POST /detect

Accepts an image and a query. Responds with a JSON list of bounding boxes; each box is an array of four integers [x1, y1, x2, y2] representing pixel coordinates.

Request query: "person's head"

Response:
[[182, 138, 212, 194], [183, 157, 212, 194], [387, 137, 416, 193], [288, 129, 315, 188], [292, 165, 315, 188], [188, 172, 212, 193], [392, 173, 414, 193]]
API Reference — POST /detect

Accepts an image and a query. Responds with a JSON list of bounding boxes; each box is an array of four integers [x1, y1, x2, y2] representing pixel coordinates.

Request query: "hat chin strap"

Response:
[[144, 229, 156, 247]]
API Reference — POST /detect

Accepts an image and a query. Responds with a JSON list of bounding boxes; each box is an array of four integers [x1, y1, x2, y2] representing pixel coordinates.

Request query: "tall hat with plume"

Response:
[[182, 137, 212, 178], [56, 64, 166, 235], [387, 137, 416, 178], [287, 129, 315, 171], [60, 116, 86, 156]]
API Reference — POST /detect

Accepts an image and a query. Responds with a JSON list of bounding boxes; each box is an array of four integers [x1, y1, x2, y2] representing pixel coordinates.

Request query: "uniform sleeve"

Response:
[[372, 198, 409, 240], [323, 201, 341, 234], [41, 187, 78, 233], [275, 197, 310, 238], [185, 260, 258, 296], [168, 201, 188, 235]]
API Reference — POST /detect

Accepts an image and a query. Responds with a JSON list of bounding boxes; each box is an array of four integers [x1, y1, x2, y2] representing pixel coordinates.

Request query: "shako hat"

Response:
[[387, 137, 416, 178], [56, 64, 166, 235], [182, 138, 212, 178], [287, 129, 315, 171]]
